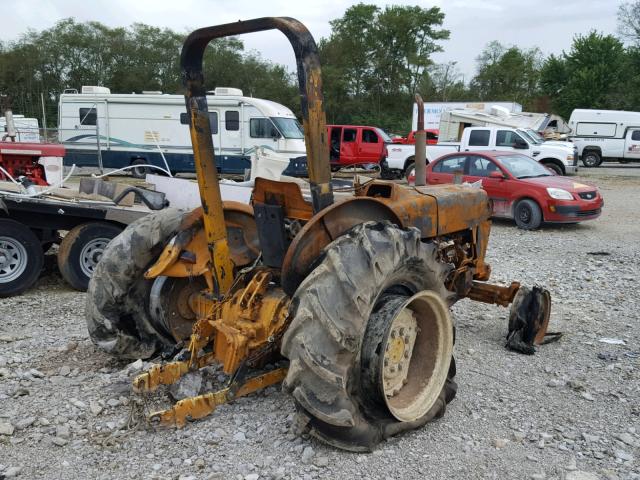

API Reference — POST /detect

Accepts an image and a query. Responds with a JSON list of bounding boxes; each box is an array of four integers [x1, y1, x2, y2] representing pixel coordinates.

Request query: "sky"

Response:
[[1, 0, 620, 81]]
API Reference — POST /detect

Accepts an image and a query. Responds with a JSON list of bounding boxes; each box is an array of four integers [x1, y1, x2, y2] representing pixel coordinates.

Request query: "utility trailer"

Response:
[[0, 182, 155, 297]]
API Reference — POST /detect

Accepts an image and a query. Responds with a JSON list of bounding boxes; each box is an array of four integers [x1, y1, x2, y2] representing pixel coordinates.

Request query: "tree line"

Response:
[[1, 2, 639, 134]]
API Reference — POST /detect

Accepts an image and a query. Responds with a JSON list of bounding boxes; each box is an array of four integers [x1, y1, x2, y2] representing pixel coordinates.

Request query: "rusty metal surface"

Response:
[[132, 352, 217, 393], [145, 203, 259, 279], [414, 94, 426, 187], [280, 197, 402, 296], [181, 17, 333, 213], [147, 368, 288, 427], [212, 270, 290, 373], [252, 178, 313, 221], [466, 281, 521, 307]]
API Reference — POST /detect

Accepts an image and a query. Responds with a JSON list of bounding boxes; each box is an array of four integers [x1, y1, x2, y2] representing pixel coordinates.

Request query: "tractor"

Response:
[[85, 17, 551, 452]]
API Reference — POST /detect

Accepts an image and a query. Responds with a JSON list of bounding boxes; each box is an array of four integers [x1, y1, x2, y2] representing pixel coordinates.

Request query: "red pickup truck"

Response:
[[327, 125, 391, 169], [392, 129, 439, 145]]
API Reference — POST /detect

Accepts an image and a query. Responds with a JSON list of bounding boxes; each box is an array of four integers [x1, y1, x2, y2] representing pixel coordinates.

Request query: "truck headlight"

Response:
[[567, 154, 574, 161], [547, 188, 573, 200]]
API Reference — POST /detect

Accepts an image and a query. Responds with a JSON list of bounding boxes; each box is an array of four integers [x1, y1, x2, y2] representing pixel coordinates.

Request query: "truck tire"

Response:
[[404, 159, 415, 184], [85, 208, 187, 359], [514, 199, 543, 230], [282, 221, 457, 452], [0, 219, 44, 297], [541, 161, 563, 176], [582, 151, 602, 168], [57, 222, 123, 291], [131, 158, 149, 179]]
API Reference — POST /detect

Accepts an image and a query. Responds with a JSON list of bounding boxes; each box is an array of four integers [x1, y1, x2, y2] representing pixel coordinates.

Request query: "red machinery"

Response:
[[0, 142, 65, 186]]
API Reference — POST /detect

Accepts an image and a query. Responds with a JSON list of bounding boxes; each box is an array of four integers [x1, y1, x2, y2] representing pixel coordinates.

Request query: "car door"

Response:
[[624, 129, 640, 160], [340, 128, 358, 165], [427, 155, 468, 185], [359, 128, 381, 164], [463, 155, 511, 216]]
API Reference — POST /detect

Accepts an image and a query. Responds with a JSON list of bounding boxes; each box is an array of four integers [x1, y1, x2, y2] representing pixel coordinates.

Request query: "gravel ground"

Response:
[[1, 168, 639, 480]]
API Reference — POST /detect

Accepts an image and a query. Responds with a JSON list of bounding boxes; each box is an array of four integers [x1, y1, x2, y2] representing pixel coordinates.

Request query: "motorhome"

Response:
[[0, 115, 40, 142], [568, 109, 640, 167], [412, 101, 522, 131], [438, 107, 570, 143], [57, 86, 306, 177]]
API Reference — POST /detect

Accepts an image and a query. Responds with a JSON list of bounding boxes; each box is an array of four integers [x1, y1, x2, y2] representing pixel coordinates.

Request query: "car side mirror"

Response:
[[489, 170, 505, 180], [513, 140, 528, 150]]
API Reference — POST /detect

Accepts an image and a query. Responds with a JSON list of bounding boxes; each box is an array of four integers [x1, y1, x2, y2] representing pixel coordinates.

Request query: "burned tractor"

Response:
[[85, 17, 551, 451]]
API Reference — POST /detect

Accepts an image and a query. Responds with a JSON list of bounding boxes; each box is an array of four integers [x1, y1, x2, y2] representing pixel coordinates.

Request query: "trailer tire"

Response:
[[85, 208, 187, 359], [131, 158, 149, 179], [0, 219, 44, 297], [282, 221, 457, 452], [57, 222, 123, 291]]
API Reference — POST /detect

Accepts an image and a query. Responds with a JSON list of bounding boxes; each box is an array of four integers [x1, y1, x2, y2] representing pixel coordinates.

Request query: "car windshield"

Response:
[[518, 129, 541, 145], [270, 117, 304, 139], [497, 154, 553, 178], [376, 128, 393, 143], [526, 129, 546, 143]]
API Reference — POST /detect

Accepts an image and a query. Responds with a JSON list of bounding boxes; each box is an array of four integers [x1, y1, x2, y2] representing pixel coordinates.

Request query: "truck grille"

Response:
[[578, 191, 597, 200], [573, 147, 579, 166]]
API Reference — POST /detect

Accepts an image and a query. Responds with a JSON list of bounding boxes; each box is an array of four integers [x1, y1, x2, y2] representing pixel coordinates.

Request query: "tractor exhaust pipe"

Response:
[[413, 94, 426, 187]]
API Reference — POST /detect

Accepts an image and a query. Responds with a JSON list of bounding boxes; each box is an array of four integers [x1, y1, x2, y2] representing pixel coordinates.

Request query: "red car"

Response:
[[424, 151, 603, 229]]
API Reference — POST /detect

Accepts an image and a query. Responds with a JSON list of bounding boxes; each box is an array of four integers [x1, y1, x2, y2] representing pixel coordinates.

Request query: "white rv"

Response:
[[438, 107, 570, 143], [58, 86, 306, 177], [0, 115, 40, 142], [412, 101, 522, 131], [568, 109, 640, 167]]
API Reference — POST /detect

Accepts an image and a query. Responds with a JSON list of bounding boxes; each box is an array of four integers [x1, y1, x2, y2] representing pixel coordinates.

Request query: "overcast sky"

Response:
[[2, 0, 620, 81]]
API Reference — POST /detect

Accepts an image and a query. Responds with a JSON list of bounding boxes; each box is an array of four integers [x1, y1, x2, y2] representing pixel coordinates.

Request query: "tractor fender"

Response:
[[145, 202, 259, 279], [281, 197, 403, 296]]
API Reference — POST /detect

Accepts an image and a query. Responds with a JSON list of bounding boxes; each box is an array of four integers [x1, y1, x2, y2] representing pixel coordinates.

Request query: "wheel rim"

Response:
[[0, 236, 28, 283], [406, 166, 415, 185], [79, 237, 111, 278], [584, 154, 598, 167], [380, 291, 453, 422], [518, 204, 532, 224]]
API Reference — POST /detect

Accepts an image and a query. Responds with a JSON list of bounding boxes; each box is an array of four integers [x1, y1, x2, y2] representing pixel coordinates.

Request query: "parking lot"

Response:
[[0, 165, 638, 480]]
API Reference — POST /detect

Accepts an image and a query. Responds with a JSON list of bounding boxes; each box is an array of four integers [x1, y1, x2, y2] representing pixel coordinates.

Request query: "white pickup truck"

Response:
[[568, 109, 640, 167], [385, 126, 578, 179]]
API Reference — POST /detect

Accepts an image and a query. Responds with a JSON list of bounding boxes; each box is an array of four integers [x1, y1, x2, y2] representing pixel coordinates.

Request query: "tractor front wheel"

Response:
[[282, 222, 457, 452], [85, 209, 188, 359]]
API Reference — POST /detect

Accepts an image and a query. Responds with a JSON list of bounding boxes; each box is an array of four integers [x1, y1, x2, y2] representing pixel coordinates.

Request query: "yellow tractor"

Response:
[[85, 17, 551, 452]]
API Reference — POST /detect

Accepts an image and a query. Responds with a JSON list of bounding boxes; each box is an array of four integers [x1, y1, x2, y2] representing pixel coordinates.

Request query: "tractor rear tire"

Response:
[[85, 208, 187, 359], [282, 221, 457, 452]]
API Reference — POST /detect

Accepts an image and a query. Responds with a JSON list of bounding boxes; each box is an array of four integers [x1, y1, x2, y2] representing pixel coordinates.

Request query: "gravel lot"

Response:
[[1, 167, 639, 480]]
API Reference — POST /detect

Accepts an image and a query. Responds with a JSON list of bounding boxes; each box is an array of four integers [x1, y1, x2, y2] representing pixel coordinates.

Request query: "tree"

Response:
[[0, 19, 298, 127], [470, 41, 543, 109], [618, 1, 640, 44], [540, 32, 627, 118], [319, 3, 450, 132]]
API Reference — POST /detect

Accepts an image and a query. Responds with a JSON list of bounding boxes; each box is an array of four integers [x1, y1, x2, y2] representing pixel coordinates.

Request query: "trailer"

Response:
[[0, 182, 155, 297]]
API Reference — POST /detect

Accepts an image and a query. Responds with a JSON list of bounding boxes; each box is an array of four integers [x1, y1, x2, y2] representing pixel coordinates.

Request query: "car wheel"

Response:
[[0, 219, 44, 297], [514, 199, 542, 230], [582, 151, 601, 168]]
